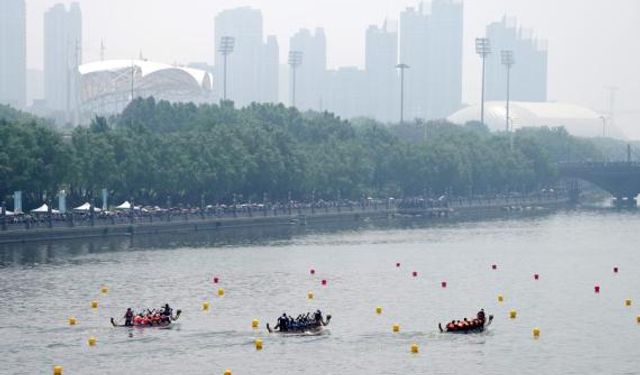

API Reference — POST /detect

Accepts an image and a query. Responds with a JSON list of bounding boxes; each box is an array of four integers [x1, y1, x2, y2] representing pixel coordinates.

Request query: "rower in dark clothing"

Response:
[[161, 304, 172, 322], [274, 313, 288, 332], [477, 309, 486, 322], [124, 308, 134, 327]]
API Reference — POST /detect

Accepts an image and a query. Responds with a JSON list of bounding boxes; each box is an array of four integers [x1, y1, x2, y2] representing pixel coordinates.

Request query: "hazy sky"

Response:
[[24, 0, 640, 138]]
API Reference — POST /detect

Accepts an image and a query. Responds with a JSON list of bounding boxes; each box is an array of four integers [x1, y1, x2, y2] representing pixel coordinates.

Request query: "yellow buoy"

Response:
[[255, 338, 263, 350], [375, 306, 382, 315], [218, 288, 225, 297], [88, 336, 96, 347], [509, 309, 517, 319], [532, 327, 541, 338], [252, 319, 259, 329], [202, 301, 210, 311], [625, 299, 632, 307], [497, 294, 504, 303], [392, 323, 400, 333], [636, 315, 640, 324], [410, 343, 419, 354], [68, 316, 77, 326], [307, 291, 314, 300], [90, 300, 98, 309], [53, 366, 63, 375], [223, 369, 232, 375], [100, 286, 108, 295]]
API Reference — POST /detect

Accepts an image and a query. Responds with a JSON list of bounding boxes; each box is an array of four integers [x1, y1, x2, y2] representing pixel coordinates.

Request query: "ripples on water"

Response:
[[0, 210, 639, 374]]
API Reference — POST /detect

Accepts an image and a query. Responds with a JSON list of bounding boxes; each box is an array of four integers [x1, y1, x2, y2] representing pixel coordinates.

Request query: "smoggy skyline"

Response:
[[20, 0, 640, 137]]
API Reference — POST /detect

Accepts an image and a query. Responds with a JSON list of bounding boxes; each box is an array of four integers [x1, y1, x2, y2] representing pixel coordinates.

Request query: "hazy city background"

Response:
[[1, 0, 639, 137]]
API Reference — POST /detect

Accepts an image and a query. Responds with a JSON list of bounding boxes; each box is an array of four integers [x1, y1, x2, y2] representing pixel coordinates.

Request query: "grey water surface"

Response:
[[0, 210, 638, 374]]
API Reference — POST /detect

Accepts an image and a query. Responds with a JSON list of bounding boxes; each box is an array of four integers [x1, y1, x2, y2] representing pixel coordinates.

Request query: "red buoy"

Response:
[[534, 273, 539, 280], [321, 279, 327, 286], [396, 262, 401, 268], [441, 281, 447, 288], [412, 271, 418, 277], [310, 269, 316, 275], [213, 277, 219, 284], [491, 264, 497, 270], [594, 285, 600, 293], [613, 266, 619, 273]]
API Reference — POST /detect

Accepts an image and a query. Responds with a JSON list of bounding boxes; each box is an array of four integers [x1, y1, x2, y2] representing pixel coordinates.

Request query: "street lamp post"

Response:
[[396, 63, 410, 124], [599, 115, 607, 137], [288, 51, 303, 108], [218, 36, 235, 102], [501, 50, 514, 133], [475, 38, 491, 125]]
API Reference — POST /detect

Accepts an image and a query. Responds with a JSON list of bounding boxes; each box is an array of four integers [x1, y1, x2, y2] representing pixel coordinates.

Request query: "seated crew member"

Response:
[[274, 313, 288, 332], [446, 320, 456, 331], [477, 309, 486, 322], [161, 304, 172, 322], [124, 308, 134, 327]]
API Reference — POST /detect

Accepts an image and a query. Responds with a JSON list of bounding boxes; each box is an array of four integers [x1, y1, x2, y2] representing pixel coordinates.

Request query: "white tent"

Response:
[[2, 210, 14, 216], [30, 203, 60, 214], [73, 202, 102, 213], [115, 201, 131, 210]]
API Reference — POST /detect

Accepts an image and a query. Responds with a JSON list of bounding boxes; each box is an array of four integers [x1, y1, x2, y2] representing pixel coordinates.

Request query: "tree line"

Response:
[[0, 99, 605, 209]]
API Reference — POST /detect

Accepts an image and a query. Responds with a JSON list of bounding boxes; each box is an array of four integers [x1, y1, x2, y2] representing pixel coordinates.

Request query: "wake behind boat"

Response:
[[267, 310, 331, 335], [111, 304, 181, 328], [438, 309, 493, 334]]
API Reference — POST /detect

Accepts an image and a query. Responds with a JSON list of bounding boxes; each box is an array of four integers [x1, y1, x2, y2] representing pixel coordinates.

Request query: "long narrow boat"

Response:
[[267, 314, 331, 335], [439, 315, 493, 334], [111, 310, 182, 328]]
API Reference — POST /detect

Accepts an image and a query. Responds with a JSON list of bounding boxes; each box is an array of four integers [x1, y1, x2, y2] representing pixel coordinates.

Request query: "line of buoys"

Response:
[[255, 338, 263, 350], [218, 288, 225, 297], [613, 266, 619, 273], [202, 301, 210, 311], [88, 336, 96, 347], [100, 286, 108, 295], [491, 264, 497, 270], [497, 294, 504, 303], [90, 300, 98, 309], [68, 316, 77, 326], [441, 281, 447, 288], [307, 291, 314, 300], [509, 309, 517, 319], [410, 343, 419, 354], [412, 271, 418, 277], [375, 306, 382, 315], [625, 299, 632, 307], [53, 366, 63, 375], [213, 277, 219, 284], [252, 319, 259, 329], [392, 323, 400, 332], [594, 285, 600, 294], [321, 279, 327, 286], [532, 327, 540, 339], [310, 269, 316, 275]]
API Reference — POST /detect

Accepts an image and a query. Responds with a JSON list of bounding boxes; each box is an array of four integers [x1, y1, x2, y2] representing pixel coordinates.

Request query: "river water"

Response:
[[0, 209, 639, 375]]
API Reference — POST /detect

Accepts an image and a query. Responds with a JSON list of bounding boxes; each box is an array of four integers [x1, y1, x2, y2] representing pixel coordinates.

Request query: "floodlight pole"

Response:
[[475, 38, 491, 125], [501, 50, 514, 133], [219, 36, 235, 102], [288, 51, 303, 108], [396, 63, 409, 124]]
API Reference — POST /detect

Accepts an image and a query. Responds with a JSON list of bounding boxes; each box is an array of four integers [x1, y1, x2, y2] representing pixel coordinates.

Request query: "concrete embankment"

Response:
[[0, 197, 568, 245]]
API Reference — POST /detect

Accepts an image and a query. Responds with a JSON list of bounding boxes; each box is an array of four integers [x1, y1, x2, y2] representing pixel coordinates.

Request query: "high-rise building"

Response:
[[325, 67, 366, 119], [485, 16, 548, 102], [365, 21, 398, 122], [289, 28, 326, 111], [0, 0, 26, 108], [214, 7, 278, 107], [44, 2, 82, 116], [399, 0, 463, 121]]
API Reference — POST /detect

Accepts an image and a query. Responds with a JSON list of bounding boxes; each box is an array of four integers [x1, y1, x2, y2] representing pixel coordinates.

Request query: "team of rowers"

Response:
[[443, 309, 486, 332], [274, 310, 325, 332], [123, 304, 174, 326]]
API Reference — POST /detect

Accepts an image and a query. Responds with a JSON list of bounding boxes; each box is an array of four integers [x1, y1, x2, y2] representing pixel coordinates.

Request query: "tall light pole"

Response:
[[218, 36, 235, 102], [501, 50, 514, 133], [396, 63, 409, 124], [475, 38, 491, 125], [288, 50, 303, 108], [599, 115, 607, 137]]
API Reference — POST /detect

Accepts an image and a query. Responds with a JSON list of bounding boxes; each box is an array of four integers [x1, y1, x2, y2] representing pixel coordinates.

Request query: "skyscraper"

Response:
[[289, 28, 327, 111], [365, 21, 398, 122], [44, 2, 82, 116], [325, 67, 366, 119], [485, 16, 548, 102], [399, 0, 463, 121], [215, 7, 278, 107], [0, 0, 26, 108]]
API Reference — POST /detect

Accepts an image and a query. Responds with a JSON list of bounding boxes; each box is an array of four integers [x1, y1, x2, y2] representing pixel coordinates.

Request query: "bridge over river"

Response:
[[558, 161, 640, 206]]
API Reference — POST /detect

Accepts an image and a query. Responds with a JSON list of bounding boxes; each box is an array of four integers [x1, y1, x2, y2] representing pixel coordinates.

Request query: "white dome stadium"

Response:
[[447, 101, 625, 139], [79, 60, 213, 115]]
